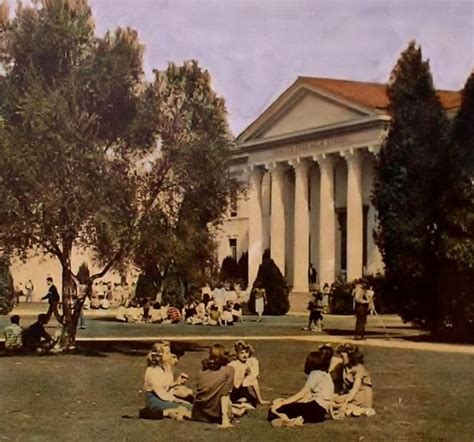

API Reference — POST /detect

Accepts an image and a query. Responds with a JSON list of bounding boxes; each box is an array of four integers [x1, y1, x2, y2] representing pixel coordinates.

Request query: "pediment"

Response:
[[238, 79, 378, 143]]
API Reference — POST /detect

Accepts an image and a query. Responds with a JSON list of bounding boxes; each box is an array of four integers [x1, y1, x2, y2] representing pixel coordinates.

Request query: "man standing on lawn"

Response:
[[41, 277, 62, 323], [352, 281, 370, 340]]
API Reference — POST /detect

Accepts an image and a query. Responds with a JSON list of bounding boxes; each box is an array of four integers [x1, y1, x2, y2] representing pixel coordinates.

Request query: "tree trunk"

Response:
[[58, 241, 78, 350]]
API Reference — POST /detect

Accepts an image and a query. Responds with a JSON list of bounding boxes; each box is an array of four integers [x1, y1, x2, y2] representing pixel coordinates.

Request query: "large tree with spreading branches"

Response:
[[0, 0, 238, 347]]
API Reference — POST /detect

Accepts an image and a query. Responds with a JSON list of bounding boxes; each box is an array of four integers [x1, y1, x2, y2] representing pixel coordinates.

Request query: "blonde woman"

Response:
[[143, 341, 192, 419]]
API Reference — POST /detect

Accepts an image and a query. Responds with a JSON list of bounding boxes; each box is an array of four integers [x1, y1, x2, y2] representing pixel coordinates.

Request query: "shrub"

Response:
[[250, 255, 290, 315], [329, 279, 355, 315], [219, 256, 239, 282]]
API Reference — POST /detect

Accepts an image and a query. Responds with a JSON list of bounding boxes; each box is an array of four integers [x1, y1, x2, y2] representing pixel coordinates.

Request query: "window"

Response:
[[229, 238, 237, 260]]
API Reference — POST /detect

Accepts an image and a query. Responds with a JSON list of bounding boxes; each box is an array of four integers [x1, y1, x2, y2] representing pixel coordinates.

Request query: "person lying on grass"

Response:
[[330, 343, 375, 418], [228, 340, 269, 409], [192, 344, 247, 428], [268, 350, 334, 427], [143, 341, 192, 420]]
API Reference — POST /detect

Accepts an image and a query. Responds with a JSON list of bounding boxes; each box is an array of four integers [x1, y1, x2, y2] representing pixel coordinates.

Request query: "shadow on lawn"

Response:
[[0, 340, 208, 359]]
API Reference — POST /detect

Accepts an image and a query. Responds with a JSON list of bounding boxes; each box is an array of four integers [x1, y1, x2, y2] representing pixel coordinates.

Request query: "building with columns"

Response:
[[216, 76, 460, 309]]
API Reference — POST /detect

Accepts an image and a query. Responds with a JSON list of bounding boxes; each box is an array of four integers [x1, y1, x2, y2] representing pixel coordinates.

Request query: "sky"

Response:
[[12, 0, 474, 135]]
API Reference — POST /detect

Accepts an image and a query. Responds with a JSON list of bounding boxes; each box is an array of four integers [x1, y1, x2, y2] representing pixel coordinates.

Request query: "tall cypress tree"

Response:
[[436, 72, 474, 339], [372, 42, 449, 329]]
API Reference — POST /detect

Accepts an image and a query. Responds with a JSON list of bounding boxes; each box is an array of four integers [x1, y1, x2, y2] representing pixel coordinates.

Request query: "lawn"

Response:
[[0, 340, 473, 441]]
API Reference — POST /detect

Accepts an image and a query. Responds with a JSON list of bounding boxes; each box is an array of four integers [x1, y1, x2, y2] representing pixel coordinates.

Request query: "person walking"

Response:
[[41, 277, 62, 323]]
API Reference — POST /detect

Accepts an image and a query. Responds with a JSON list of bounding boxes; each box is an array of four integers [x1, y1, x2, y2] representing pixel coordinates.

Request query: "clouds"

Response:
[[88, 0, 472, 134]]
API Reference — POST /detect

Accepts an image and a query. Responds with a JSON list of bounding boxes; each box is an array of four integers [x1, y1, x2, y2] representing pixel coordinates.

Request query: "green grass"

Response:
[[0, 340, 473, 441]]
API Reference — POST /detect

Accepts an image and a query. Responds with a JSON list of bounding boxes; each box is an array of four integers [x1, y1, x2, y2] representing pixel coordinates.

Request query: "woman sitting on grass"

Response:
[[143, 341, 193, 420], [192, 344, 246, 427], [331, 343, 375, 418], [268, 350, 334, 426], [228, 340, 269, 408]]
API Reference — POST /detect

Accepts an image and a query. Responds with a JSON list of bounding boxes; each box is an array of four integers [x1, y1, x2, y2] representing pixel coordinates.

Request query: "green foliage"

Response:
[[328, 279, 355, 315], [131, 61, 241, 292], [76, 262, 90, 285], [135, 272, 159, 300], [219, 256, 239, 282], [0, 256, 14, 315], [251, 256, 290, 315], [435, 72, 474, 340], [372, 41, 450, 329], [237, 251, 248, 289]]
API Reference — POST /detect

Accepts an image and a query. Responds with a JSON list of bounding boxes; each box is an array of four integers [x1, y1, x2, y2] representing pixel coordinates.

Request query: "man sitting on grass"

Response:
[[22, 314, 56, 353], [4, 315, 23, 353]]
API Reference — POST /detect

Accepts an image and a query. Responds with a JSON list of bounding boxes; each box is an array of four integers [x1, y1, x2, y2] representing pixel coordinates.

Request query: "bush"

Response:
[[237, 252, 248, 289], [328, 274, 398, 315], [135, 272, 160, 300], [0, 257, 15, 315], [250, 255, 290, 315], [76, 262, 90, 285], [219, 256, 239, 282], [329, 279, 355, 315]]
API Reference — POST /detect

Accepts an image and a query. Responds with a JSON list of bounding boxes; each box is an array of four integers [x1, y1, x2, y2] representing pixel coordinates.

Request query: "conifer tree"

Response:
[[436, 71, 474, 339], [372, 41, 449, 329]]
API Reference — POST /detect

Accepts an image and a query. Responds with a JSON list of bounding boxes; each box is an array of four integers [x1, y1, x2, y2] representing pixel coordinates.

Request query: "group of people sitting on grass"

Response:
[[115, 288, 245, 326], [141, 340, 375, 427], [3, 314, 61, 354]]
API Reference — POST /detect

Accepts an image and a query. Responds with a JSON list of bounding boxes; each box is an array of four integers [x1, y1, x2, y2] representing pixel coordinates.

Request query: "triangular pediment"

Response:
[[238, 78, 379, 143]]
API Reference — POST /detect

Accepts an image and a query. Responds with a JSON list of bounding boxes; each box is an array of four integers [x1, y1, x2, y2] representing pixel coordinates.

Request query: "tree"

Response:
[[250, 254, 290, 315], [436, 72, 474, 339], [130, 61, 241, 297], [0, 0, 155, 347], [237, 251, 248, 288], [372, 41, 450, 330], [0, 256, 14, 315], [219, 256, 239, 282]]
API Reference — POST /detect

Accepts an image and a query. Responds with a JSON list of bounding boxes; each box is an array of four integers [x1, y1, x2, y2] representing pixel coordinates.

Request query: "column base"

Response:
[[289, 291, 311, 313]]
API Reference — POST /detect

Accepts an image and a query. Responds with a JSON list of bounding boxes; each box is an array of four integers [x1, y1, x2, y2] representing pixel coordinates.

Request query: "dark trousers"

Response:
[[355, 303, 368, 338], [45, 301, 62, 323], [268, 401, 327, 423], [230, 386, 258, 408]]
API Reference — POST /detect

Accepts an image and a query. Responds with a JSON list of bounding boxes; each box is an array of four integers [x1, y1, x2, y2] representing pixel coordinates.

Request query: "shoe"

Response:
[[301, 327, 309, 331]]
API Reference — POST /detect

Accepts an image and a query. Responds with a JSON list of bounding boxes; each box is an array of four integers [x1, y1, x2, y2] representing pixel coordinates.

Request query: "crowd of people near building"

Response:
[[140, 340, 375, 427], [115, 282, 248, 327]]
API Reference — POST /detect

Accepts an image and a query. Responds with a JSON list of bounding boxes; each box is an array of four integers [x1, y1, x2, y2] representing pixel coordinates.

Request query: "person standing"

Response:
[[41, 277, 62, 323], [253, 286, 266, 323], [24, 279, 34, 302], [352, 281, 370, 340]]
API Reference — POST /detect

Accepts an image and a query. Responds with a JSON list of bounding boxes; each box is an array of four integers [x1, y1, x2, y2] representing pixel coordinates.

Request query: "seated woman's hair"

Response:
[[318, 344, 335, 367], [202, 344, 230, 371], [153, 302, 161, 309], [304, 350, 331, 374], [234, 340, 254, 355], [336, 343, 364, 365], [147, 341, 171, 366]]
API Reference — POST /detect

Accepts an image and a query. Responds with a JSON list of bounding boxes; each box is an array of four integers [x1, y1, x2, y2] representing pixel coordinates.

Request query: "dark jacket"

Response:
[[42, 284, 60, 304]]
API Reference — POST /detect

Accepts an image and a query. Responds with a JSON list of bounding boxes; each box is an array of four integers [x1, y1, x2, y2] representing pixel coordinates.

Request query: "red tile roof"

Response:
[[300, 76, 461, 110]]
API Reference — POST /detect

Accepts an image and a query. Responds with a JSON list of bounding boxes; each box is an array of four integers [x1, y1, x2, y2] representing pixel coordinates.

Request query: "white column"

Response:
[[270, 163, 286, 276], [345, 151, 364, 281], [317, 155, 336, 286], [248, 167, 264, 288], [291, 159, 310, 292]]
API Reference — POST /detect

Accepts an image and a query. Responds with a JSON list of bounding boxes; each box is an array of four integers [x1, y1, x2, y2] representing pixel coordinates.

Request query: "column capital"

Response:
[[268, 161, 288, 177], [313, 153, 335, 169], [368, 145, 381, 155], [248, 164, 266, 181], [288, 157, 311, 175], [340, 149, 362, 170]]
